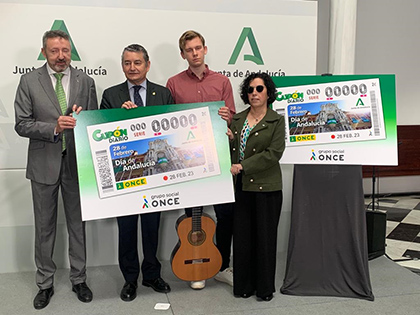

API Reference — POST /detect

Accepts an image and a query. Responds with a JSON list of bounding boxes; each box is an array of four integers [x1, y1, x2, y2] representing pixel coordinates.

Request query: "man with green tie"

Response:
[[14, 30, 98, 309]]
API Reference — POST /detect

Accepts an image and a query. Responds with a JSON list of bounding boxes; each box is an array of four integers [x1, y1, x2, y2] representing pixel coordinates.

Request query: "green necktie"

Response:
[[54, 73, 67, 151]]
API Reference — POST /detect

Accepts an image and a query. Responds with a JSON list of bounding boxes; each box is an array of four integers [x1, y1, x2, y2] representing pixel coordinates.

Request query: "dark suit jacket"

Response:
[[14, 64, 98, 185], [230, 107, 285, 192], [100, 79, 174, 109], [100, 79, 174, 281]]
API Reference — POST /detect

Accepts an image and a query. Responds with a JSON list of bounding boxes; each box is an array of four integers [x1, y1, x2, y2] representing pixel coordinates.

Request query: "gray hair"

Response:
[[42, 30, 70, 50], [121, 44, 149, 63]]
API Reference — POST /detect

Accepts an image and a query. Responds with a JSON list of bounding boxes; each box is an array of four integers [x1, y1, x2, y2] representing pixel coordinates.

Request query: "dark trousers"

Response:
[[185, 203, 234, 271], [233, 173, 282, 298], [31, 152, 86, 289], [117, 212, 161, 282]]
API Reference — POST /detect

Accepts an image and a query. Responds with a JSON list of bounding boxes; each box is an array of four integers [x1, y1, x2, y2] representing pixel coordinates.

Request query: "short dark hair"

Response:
[[239, 72, 277, 106], [121, 44, 149, 63], [179, 30, 205, 52], [42, 30, 70, 50]]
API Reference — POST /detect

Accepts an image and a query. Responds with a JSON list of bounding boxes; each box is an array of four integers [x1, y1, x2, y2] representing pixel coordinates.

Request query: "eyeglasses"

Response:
[[247, 85, 264, 94]]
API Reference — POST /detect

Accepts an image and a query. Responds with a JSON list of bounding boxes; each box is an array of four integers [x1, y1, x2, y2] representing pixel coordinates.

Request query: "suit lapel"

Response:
[[118, 82, 130, 105], [38, 65, 62, 115], [234, 108, 249, 130], [68, 66, 80, 110], [145, 80, 156, 106]]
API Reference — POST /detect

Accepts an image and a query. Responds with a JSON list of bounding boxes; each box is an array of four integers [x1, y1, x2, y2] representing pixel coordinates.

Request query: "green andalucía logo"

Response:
[[356, 98, 365, 106], [228, 27, 264, 65], [37, 20, 81, 61]]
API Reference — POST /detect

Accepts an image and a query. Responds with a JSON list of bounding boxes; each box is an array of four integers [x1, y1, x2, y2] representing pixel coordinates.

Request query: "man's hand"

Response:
[[122, 101, 138, 109], [71, 104, 83, 115], [56, 116, 77, 133], [56, 104, 82, 133], [218, 106, 231, 124]]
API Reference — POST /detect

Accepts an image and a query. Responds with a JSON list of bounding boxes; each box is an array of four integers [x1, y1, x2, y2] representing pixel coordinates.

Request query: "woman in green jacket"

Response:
[[228, 72, 285, 301]]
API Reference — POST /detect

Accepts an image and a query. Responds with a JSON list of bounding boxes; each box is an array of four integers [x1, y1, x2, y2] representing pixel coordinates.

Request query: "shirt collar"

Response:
[[127, 79, 147, 91], [186, 64, 209, 80], [46, 63, 70, 77]]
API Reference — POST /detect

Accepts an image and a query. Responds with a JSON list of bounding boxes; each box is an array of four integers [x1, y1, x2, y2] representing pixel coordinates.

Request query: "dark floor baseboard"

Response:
[[364, 192, 420, 199]]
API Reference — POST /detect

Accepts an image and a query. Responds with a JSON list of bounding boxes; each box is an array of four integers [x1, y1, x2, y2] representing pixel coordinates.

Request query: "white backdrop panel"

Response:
[[0, 2, 317, 169]]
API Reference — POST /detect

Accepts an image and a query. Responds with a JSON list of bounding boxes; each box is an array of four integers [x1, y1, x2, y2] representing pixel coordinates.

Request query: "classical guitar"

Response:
[[171, 207, 222, 281]]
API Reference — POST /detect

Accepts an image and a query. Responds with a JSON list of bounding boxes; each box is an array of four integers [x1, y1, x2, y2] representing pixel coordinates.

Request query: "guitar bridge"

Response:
[[184, 258, 210, 264]]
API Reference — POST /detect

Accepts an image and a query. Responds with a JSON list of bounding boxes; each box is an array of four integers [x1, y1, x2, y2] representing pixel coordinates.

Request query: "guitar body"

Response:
[[171, 212, 222, 281]]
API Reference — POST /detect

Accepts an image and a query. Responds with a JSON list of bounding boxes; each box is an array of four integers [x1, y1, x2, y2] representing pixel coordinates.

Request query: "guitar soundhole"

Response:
[[188, 230, 206, 246]]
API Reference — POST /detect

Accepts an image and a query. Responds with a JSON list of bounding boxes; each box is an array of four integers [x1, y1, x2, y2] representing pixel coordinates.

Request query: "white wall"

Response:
[[355, 0, 420, 194], [355, 0, 420, 126]]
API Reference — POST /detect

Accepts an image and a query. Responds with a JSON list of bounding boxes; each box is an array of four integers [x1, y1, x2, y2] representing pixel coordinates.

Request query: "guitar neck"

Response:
[[192, 207, 202, 233]]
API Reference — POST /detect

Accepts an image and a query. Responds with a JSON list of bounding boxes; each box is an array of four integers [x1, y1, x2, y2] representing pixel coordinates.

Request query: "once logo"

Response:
[[143, 195, 149, 209], [228, 27, 264, 65], [318, 154, 344, 162], [310, 150, 316, 161], [116, 178, 148, 190], [37, 20, 81, 61], [290, 135, 316, 142]]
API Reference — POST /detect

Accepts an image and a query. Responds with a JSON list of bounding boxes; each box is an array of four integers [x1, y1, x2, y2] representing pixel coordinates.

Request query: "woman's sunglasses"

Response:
[[247, 85, 265, 94]]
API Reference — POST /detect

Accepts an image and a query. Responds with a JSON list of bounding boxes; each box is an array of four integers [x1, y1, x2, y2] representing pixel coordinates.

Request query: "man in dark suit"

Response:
[[14, 30, 97, 310], [100, 44, 173, 302]]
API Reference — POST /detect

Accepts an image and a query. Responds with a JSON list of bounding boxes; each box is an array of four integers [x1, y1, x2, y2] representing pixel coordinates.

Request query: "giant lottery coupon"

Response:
[[274, 78, 386, 147], [86, 107, 220, 199]]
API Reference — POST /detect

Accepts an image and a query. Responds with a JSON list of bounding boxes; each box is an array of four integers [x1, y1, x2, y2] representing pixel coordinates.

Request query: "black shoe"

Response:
[[234, 292, 253, 299], [33, 287, 54, 310], [120, 282, 137, 302], [72, 282, 93, 303], [142, 277, 171, 293], [257, 293, 274, 302]]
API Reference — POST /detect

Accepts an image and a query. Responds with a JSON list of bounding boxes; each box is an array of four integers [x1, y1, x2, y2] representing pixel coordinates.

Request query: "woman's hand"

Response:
[[226, 128, 234, 141], [230, 163, 243, 175]]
